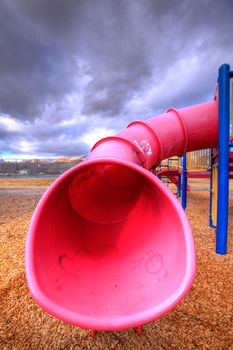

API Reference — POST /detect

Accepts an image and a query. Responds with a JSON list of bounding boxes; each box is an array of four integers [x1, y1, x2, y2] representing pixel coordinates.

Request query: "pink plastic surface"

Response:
[[26, 159, 195, 330], [26, 100, 218, 330]]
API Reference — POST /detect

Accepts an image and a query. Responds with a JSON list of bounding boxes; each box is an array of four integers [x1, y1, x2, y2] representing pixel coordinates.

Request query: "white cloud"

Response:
[[0, 115, 26, 132], [81, 127, 115, 148]]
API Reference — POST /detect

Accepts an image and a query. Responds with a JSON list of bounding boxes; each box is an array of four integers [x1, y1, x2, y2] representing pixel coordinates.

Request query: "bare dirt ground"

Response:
[[0, 178, 55, 188], [0, 179, 232, 350]]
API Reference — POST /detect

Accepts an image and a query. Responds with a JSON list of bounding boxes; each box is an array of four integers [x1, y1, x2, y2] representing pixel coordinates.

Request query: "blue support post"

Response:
[[181, 154, 187, 210], [216, 64, 230, 254], [177, 174, 181, 198], [209, 149, 215, 228]]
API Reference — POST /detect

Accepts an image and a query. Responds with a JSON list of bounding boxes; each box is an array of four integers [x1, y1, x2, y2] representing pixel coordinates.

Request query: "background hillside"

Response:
[[0, 157, 85, 176]]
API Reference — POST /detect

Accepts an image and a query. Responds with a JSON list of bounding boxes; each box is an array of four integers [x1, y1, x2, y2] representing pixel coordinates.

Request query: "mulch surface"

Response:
[[0, 180, 232, 350]]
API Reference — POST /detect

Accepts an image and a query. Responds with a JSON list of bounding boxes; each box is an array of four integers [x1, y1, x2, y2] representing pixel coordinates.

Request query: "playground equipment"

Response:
[[155, 157, 182, 197], [180, 150, 211, 209], [210, 148, 233, 230], [209, 70, 233, 238], [155, 155, 205, 198], [186, 149, 210, 176], [179, 65, 232, 254], [26, 64, 231, 333], [155, 150, 211, 199]]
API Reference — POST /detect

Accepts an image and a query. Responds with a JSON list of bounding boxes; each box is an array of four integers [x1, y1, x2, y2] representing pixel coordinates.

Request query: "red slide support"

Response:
[[26, 100, 218, 331]]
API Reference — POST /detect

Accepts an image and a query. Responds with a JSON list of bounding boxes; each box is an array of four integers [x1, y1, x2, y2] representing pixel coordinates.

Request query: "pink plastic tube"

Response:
[[26, 100, 218, 331], [90, 100, 218, 168]]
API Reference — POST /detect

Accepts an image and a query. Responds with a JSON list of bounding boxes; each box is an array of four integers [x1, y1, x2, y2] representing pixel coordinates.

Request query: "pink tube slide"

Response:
[[26, 100, 218, 331]]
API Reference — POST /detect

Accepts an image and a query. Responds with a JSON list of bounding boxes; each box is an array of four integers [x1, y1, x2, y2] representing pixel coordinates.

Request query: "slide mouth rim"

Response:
[[25, 157, 196, 330]]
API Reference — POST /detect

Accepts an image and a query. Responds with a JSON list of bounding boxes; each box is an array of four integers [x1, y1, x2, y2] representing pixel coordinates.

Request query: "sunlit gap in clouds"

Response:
[[81, 127, 115, 149]]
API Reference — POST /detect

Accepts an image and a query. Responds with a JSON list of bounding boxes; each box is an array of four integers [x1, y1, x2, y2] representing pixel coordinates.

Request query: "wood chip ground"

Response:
[[0, 179, 232, 350]]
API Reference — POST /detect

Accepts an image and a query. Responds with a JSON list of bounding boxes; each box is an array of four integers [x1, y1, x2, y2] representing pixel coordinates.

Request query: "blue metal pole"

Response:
[[177, 174, 181, 198], [216, 64, 230, 254], [209, 149, 215, 228], [181, 154, 187, 210]]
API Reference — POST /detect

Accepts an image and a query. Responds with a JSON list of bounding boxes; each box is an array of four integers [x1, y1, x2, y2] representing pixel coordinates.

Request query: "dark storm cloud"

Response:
[[0, 0, 233, 157]]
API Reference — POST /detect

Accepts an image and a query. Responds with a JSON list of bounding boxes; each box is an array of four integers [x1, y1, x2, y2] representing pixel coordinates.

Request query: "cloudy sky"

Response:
[[0, 0, 233, 159]]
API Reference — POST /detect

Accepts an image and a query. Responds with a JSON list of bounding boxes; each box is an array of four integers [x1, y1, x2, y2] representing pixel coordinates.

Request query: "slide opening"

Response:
[[27, 159, 194, 329], [69, 163, 146, 224]]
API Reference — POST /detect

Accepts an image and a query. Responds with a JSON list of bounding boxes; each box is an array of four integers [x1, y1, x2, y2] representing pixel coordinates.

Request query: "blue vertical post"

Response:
[[177, 174, 181, 198], [209, 149, 215, 228], [216, 64, 230, 254], [182, 154, 187, 210]]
